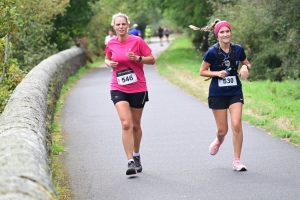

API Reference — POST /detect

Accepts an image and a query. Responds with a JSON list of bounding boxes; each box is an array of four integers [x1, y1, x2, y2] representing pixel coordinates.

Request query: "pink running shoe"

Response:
[[209, 137, 224, 155], [233, 160, 247, 171]]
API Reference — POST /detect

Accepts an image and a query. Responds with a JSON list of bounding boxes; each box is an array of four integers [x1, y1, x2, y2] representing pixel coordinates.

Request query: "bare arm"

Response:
[[105, 56, 118, 68], [140, 53, 156, 65], [200, 60, 229, 79], [126, 50, 156, 65]]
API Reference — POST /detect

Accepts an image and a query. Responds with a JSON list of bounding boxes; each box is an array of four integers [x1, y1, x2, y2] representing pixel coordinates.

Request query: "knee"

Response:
[[216, 127, 228, 136], [121, 121, 132, 131], [231, 122, 242, 135], [132, 124, 141, 132]]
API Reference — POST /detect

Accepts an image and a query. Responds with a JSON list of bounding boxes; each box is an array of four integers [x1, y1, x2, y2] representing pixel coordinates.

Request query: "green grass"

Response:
[[242, 80, 300, 142], [52, 140, 65, 155], [156, 36, 202, 75], [156, 35, 300, 146], [155, 36, 210, 102]]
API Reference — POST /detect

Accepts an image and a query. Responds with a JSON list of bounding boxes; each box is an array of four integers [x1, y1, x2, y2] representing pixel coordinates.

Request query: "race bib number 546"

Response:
[[218, 76, 237, 87], [117, 68, 137, 85]]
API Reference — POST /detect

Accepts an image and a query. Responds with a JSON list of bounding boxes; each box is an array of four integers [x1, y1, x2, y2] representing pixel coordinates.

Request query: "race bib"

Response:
[[218, 76, 237, 87], [116, 68, 137, 85]]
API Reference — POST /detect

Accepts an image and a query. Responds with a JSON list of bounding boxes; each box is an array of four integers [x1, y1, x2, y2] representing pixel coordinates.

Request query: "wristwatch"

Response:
[[137, 56, 142, 62]]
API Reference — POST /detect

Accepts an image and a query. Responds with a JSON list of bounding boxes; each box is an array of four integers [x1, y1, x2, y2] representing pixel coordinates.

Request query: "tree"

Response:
[[9, 0, 68, 71], [0, 0, 22, 36], [140, 0, 212, 50], [0, 0, 22, 82], [84, 0, 165, 58], [0, 0, 25, 113], [50, 0, 100, 51], [199, 0, 300, 81], [270, 0, 300, 80]]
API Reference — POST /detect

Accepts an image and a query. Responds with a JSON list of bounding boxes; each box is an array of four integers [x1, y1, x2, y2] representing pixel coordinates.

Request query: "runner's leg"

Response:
[[229, 102, 243, 158], [130, 107, 144, 153], [212, 109, 228, 140], [209, 109, 228, 155], [115, 101, 134, 159]]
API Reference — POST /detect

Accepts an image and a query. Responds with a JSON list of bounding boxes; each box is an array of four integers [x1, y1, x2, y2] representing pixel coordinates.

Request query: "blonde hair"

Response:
[[189, 19, 221, 32], [111, 13, 131, 26]]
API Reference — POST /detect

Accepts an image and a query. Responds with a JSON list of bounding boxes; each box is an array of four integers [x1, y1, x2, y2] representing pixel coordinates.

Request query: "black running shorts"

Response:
[[208, 94, 244, 109], [110, 90, 149, 108]]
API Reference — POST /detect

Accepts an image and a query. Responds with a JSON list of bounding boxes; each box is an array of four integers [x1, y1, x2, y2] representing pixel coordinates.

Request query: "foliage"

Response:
[[50, 0, 100, 51], [2, 0, 300, 115], [207, 0, 274, 80], [85, 0, 119, 58], [10, 0, 69, 71], [0, 57, 26, 113], [141, 0, 212, 50], [84, 0, 165, 58], [203, 0, 300, 81], [0, 0, 26, 113], [132, 0, 300, 81], [52, 140, 65, 155], [1, 58, 24, 90], [0, 0, 23, 36], [165, 1, 211, 32], [0, 0, 67, 113], [270, 0, 300, 80], [0, 85, 10, 113], [0, 0, 23, 82]]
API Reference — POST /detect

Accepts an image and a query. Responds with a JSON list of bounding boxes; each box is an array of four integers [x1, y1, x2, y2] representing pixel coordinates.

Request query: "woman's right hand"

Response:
[[217, 70, 228, 79], [109, 61, 118, 68], [105, 57, 118, 68]]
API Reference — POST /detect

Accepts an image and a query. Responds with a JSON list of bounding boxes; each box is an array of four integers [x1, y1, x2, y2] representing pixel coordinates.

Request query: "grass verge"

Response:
[[51, 59, 103, 199], [155, 35, 300, 146]]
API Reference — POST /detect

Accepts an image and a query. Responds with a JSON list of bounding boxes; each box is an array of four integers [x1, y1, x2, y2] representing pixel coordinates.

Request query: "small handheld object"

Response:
[[225, 67, 231, 75]]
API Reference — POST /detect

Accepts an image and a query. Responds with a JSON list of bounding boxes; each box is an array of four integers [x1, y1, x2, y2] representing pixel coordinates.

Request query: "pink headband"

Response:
[[214, 21, 231, 37]]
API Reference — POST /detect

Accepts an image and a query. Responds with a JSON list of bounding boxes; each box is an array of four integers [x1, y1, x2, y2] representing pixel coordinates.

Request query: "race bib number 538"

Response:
[[117, 68, 137, 85], [218, 76, 237, 87]]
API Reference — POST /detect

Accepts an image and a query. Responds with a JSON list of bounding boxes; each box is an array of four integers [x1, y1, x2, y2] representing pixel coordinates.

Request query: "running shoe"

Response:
[[133, 156, 143, 172], [233, 160, 247, 171], [209, 137, 225, 155], [126, 161, 137, 175]]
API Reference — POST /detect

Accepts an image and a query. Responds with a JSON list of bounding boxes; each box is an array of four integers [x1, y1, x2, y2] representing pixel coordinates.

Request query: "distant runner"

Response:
[[157, 26, 164, 46], [129, 23, 142, 37]]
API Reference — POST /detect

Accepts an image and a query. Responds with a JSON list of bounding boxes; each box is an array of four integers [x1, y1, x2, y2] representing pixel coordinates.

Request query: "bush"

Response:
[[0, 41, 25, 113]]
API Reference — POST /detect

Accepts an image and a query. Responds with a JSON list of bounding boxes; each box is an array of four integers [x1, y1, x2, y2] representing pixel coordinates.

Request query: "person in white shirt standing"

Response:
[[105, 30, 115, 72], [105, 29, 115, 45]]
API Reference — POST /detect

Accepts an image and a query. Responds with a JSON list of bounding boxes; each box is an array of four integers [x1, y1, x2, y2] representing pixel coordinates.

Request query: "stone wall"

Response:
[[0, 47, 86, 199]]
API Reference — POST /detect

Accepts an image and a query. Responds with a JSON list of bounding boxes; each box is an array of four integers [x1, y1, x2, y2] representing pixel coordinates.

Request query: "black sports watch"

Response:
[[137, 56, 142, 62]]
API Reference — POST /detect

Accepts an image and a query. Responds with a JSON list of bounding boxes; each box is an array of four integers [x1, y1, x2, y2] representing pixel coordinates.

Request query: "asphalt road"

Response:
[[59, 38, 300, 200]]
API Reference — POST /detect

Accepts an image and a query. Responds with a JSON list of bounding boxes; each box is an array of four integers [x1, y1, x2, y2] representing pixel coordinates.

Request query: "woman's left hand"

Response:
[[239, 65, 249, 80]]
